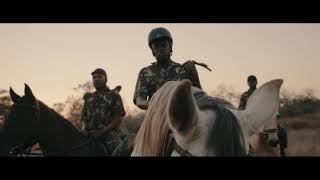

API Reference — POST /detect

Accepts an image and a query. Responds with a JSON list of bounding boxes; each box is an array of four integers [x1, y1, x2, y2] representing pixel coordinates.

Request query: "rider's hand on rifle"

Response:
[[183, 60, 196, 73]]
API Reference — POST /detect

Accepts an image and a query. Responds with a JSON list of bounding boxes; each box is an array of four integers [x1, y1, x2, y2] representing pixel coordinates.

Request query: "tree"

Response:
[[279, 88, 320, 117], [302, 88, 317, 100], [73, 81, 94, 93], [209, 84, 241, 107], [0, 89, 11, 115], [51, 81, 94, 129], [65, 95, 83, 129], [0, 89, 11, 127]]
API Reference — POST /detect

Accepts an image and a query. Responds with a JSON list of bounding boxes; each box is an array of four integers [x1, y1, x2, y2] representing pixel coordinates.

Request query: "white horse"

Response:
[[131, 79, 283, 156]]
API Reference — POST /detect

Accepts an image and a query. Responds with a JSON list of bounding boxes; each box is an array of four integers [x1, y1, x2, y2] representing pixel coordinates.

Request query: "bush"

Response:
[[0, 90, 11, 116], [120, 112, 145, 134], [279, 97, 320, 118]]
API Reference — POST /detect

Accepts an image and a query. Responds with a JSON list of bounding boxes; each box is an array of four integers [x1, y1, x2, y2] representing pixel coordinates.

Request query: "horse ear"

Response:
[[228, 79, 283, 137], [24, 83, 36, 101], [9, 87, 21, 103], [168, 80, 198, 136]]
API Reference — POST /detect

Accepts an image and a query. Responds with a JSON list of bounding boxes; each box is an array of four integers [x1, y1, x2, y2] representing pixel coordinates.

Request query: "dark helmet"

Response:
[[91, 68, 107, 77], [247, 75, 257, 82], [148, 27, 173, 48]]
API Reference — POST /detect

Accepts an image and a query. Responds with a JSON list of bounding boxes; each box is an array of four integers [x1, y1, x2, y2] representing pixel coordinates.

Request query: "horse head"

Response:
[[3, 84, 39, 154]]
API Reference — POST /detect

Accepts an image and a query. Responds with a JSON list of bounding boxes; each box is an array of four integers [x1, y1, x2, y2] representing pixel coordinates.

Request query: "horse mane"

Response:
[[133, 81, 178, 156], [194, 92, 247, 156]]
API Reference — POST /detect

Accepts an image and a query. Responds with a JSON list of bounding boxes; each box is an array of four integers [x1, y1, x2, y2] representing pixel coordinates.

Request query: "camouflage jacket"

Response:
[[81, 86, 126, 134], [133, 60, 188, 104], [238, 88, 256, 110]]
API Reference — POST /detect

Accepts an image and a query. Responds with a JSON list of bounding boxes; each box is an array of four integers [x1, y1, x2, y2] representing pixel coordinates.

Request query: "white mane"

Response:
[[131, 81, 179, 156]]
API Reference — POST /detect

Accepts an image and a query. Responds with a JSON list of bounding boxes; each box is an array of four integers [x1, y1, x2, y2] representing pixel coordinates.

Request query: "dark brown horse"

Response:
[[3, 84, 130, 156]]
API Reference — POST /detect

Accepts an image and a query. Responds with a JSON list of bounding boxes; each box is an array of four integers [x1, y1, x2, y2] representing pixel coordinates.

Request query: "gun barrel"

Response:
[[192, 60, 212, 72]]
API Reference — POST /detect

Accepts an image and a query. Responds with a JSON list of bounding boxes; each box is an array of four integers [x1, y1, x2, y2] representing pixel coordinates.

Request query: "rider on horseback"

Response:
[[80, 68, 126, 155], [239, 75, 287, 156], [239, 75, 258, 110], [133, 27, 205, 110]]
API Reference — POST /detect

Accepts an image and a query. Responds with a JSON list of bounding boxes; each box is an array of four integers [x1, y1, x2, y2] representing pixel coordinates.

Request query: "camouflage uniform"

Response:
[[111, 133, 136, 156], [133, 60, 188, 104], [81, 86, 126, 155], [238, 88, 256, 110]]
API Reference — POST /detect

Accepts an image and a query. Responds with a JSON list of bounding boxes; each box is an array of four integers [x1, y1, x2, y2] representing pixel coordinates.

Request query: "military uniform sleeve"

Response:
[[80, 105, 86, 122], [133, 68, 149, 104], [179, 62, 202, 89], [238, 93, 246, 110], [111, 92, 126, 118], [80, 93, 89, 132]]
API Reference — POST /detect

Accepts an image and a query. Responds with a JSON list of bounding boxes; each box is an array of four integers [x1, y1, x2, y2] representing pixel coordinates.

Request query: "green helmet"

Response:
[[148, 27, 173, 48]]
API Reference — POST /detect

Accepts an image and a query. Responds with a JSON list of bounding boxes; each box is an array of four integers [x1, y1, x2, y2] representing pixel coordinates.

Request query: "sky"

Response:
[[0, 23, 319, 111]]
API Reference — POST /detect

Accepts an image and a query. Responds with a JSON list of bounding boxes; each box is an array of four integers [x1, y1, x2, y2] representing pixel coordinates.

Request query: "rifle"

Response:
[[180, 60, 212, 90], [180, 60, 212, 72], [190, 60, 212, 72]]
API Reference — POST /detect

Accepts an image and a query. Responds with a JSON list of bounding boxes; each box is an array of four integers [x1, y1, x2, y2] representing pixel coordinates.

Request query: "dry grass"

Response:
[[279, 113, 320, 156], [286, 128, 320, 156]]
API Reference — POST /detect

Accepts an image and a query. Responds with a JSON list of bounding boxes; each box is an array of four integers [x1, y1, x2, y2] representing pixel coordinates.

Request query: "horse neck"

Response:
[[36, 102, 86, 153]]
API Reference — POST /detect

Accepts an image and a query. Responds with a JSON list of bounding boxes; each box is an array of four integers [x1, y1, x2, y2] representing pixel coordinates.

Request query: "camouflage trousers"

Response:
[[98, 131, 135, 156], [111, 133, 136, 156], [98, 130, 122, 155]]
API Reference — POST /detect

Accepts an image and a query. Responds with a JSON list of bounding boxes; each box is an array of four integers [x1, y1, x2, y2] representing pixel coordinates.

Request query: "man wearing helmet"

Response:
[[133, 27, 202, 110], [238, 75, 258, 110], [80, 68, 126, 155]]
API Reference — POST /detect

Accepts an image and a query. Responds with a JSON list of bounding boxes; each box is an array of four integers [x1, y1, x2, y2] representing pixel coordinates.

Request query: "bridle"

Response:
[[165, 133, 192, 157], [248, 127, 281, 156], [7, 103, 40, 157], [261, 128, 279, 143]]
